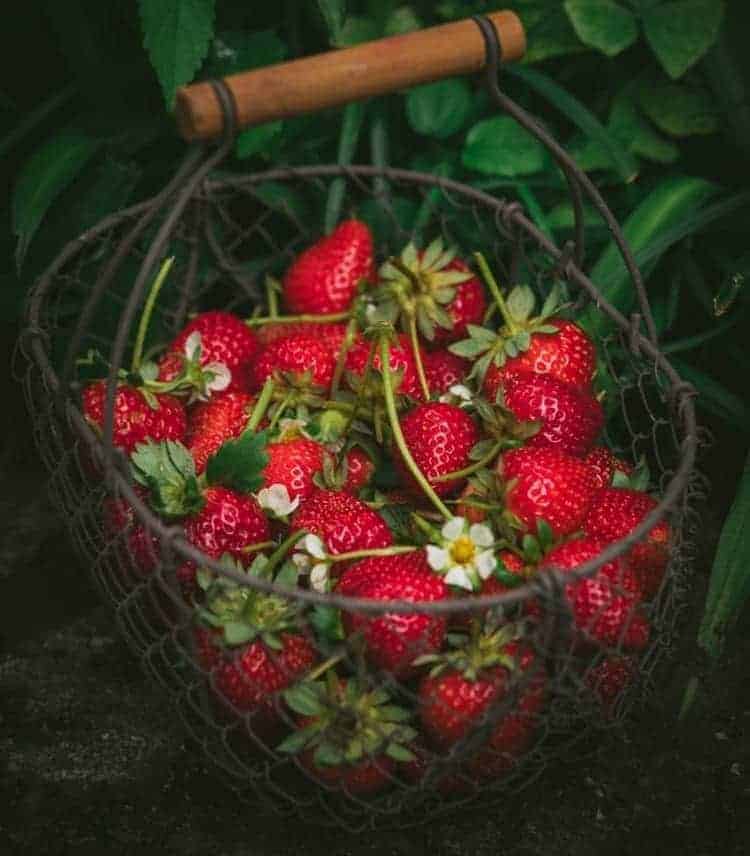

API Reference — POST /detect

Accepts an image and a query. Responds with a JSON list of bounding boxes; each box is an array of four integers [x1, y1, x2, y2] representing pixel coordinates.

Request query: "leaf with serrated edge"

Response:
[[421, 236, 444, 269], [284, 684, 325, 716], [205, 429, 269, 494], [506, 285, 536, 322]]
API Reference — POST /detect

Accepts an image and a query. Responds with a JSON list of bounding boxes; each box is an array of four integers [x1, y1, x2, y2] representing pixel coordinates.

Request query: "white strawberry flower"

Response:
[[292, 534, 330, 591], [276, 417, 310, 442], [439, 384, 473, 406], [426, 516, 496, 592], [182, 331, 232, 402], [184, 331, 203, 361], [203, 362, 231, 393], [256, 483, 300, 517]]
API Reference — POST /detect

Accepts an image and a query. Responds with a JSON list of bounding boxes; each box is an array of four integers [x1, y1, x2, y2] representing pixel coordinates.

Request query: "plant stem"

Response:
[[267, 392, 294, 434], [410, 512, 444, 540], [246, 379, 275, 432], [264, 530, 307, 575], [325, 101, 365, 233], [408, 315, 431, 400], [331, 316, 359, 397], [380, 338, 452, 521], [434, 440, 504, 482], [305, 650, 348, 683], [130, 256, 175, 373], [328, 545, 418, 563], [473, 252, 518, 334], [240, 541, 276, 555], [265, 276, 280, 317], [246, 311, 350, 327]]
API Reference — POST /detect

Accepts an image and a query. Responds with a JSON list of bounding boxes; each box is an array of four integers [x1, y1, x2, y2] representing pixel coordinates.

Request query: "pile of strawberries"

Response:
[[81, 218, 672, 798]]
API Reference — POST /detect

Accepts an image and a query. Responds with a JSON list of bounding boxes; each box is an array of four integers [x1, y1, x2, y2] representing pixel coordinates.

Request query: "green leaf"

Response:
[[698, 452, 750, 658], [206, 29, 286, 78], [283, 683, 325, 717], [462, 117, 546, 177], [642, 0, 725, 79], [222, 621, 257, 646], [516, 2, 585, 63], [310, 604, 344, 642], [335, 15, 380, 46], [277, 724, 319, 754], [139, 0, 216, 108], [580, 176, 717, 335], [235, 121, 284, 160], [509, 66, 639, 182], [317, 0, 347, 42], [564, 0, 638, 57], [506, 285, 536, 323], [384, 6, 422, 36], [12, 128, 101, 269], [639, 82, 719, 136], [131, 440, 204, 518], [669, 358, 750, 431], [385, 743, 416, 762], [448, 338, 491, 358], [406, 79, 473, 139], [205, 429, 269, 494]]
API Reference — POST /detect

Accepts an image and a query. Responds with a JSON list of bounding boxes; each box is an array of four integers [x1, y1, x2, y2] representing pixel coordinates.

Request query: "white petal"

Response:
[[469, 523, 494, 548], [475, 550, 497, 580], [426, 545, 449, 571], [184, 331, 202, 361], [303, 533, 327, 559], [365, 303, 378, 322], [292, 551, 311, 570], [310, 564, 330, 592], [449, 384, 472, 401], [257, 484, 299, 516], [444, 565, 474, 592], [205, 362, 231, 392], [442, 517, 466, 542]]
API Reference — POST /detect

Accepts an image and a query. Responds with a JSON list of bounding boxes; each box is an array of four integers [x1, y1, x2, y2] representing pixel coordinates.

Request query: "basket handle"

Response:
[[175, 10, 525, 142]]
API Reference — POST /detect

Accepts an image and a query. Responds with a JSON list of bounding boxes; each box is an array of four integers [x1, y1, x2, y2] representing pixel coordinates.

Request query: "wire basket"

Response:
[[20, 11, 700, 831]]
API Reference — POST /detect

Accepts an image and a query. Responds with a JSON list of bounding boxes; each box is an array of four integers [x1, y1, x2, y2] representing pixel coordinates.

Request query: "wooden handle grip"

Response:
[[175, 10, 525, 142]]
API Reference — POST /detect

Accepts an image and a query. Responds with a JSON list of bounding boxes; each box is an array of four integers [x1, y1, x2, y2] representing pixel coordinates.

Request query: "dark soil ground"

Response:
[[1, 329, 748, 856]]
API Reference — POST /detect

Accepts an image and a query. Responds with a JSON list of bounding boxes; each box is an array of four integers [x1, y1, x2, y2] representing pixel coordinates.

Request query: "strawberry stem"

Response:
[[407, 315, 431, 401], [240, 540, 276, 555], [304, 650, 348, 683], [246, 379, 275, 432], [433, 440, 504, 483], [265, 276, 280, 318], [266, 391, 294, 434], [327, 545, 418, 563], [330, 317, 359, 397], [263, 530, 307, 576], [379, 334, 451, 521], [340, 335, 376, 436], [245, 311, 350, 327], [473, 253, 518, 335], [130, 256, 175, 373]]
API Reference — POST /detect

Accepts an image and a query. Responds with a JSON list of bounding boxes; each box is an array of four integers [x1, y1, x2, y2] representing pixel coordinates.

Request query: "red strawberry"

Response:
[[499, 371, 604, 458], [281, 676, 414, 795], [186, 391, 255, 474], [342, 446, 375, 493], [430, 259, 487, 346], [283, 219, 375, 315], [82, 381, 186, 456], [290, 490, 392, 568], [395, 402, 480, 497], [585, 655, 637, 717], [422, 350, 471, 394], [498, 446, 598, 537], [184, 486, 271, 561], [543, 538, 649, 651], [248, 335, 335, 392], [585, 447, 634, 491], [583, 488, 671, 599], [344, 334, 422, 399], [452, 550, 530, 631], [255, 321, 350, 355], [262, 438, 328, 505], [158, 311, 259, 393], [103, 486, 159, 577], [337, 552, 447, 677], [484, 319, 596, 398], [418, 637, 545, 779]]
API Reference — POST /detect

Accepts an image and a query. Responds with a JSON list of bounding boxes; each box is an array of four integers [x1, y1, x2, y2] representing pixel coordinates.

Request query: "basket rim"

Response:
[[23, 163, 699, 615]]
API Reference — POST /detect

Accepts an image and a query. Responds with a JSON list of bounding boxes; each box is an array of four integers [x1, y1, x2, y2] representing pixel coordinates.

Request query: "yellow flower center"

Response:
[[450, 535, 476, 565]]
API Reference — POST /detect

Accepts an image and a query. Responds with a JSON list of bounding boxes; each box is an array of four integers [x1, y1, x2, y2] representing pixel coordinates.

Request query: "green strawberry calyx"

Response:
[[278, 674, 417, 766], [415, 622, 523, 683]]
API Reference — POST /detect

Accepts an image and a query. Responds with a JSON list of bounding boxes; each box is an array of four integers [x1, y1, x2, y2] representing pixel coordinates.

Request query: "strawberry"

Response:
[[337, 552, 447, 677], [543, 538, 649, 651], [344, 333, 422, 399], [248, 335, 335, 392], [451, 550, 530, 631], [102, 486, 159, 577], [342, 446, 375, 493], [583, 488, 671, 599], [422, 350, 471, 394], [290, 490, 392, 567], [500, 371, 604, 458], [418, 632, 545, 779], [376, 239, 486, 345], [263, 438, 328, 505], [498, 446, 598, 538], [283, 219, 375, 315], [195, 559, 316, 733], [280, 676, 416, 795], [186, 391, 255, 474], [184, 486, 271, 561], [395, 402, 480, 497], [584, 446, 634, 491], [158, 311, 259, 393], [483, 319, 596, 399], [255, 321, 350, 356], [585, 655, 637, 716], [83, 381, 186, 455]]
